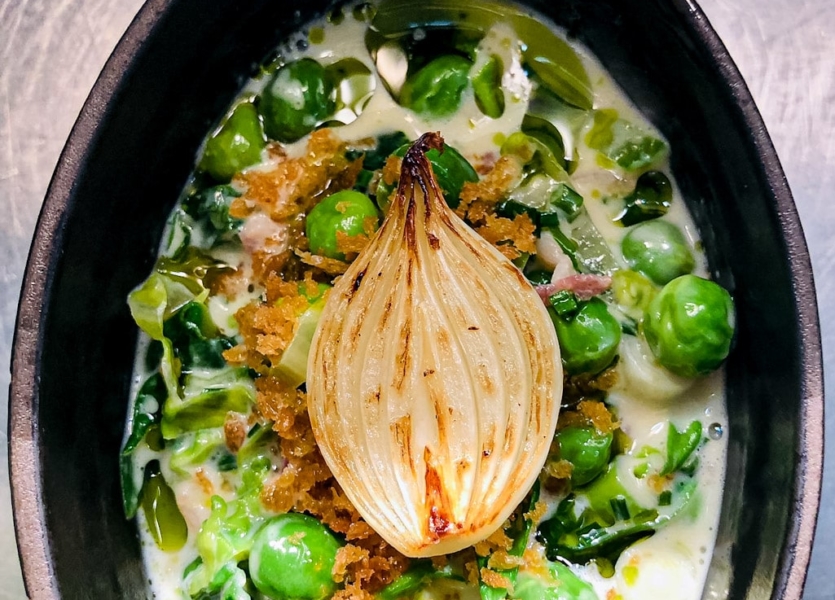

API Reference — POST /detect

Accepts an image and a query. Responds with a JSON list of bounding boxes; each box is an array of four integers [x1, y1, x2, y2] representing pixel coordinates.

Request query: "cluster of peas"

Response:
[[181, 24, 735, 597], [548, 238, 734, 382]]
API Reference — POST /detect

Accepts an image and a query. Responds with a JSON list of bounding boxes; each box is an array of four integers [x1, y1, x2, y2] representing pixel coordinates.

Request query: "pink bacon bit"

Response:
[[535, 274, 613, 303]]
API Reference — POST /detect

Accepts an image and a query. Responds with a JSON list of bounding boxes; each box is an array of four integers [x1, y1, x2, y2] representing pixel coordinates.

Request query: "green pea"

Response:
[[643, 275, 735, 378], [555, 425, 613, 486], [141, 462, 188, 552], [306, 190, 379, 260], [621, 220, 695, 286], [550, 297, 621, 375], [250, 513, 343, 600], [375, 142, 478, 211], [400, 54, 472, 118], [199, 102, 266, 182], [260, 58, 336, 142]]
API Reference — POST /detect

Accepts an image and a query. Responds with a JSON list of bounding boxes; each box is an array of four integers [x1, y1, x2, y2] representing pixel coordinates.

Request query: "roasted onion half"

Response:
[[307, 133, 562, 557]]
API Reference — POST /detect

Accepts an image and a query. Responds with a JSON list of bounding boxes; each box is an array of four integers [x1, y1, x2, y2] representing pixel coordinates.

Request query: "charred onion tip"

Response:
[[400, 132, 445, 201], [404, 131, 445, 170]]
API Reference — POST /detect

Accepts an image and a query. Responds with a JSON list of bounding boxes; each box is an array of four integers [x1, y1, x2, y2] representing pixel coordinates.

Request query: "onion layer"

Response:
[[307, 133, 562, 557]]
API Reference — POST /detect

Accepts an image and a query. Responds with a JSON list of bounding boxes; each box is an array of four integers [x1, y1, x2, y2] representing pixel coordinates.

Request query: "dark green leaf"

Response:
[[377, 561, 437, 600], [122, 373, 167, 456], [183, 185, 244, 240], [164, 302, 234, 373], [120, 453, 141, 519], [364, 132, 410, 170], [613, 171, 672, 226], [525, 269, 552, 286], [661, 421, 702, 476]]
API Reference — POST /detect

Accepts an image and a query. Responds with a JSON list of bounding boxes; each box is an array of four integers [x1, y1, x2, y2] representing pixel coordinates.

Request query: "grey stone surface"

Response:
[[1, 0, 832, 597]]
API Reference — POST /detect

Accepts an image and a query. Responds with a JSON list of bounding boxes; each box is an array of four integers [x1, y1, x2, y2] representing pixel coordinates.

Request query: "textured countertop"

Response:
[[1, 0, 833, 598]]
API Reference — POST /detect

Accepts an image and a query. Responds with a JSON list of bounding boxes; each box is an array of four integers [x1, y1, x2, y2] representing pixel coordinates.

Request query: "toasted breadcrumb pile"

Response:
[[525, 500, 549, 526], [544, 459, 574, 480], [223, 274, 312, 372], [473, 526, 514, 558], [480, 567, 513, 591], [458, 155, 523, 210], [254, 375, 410, 594], [475, 213, 538, 260], [382, 155, 402, 187], [295, 249, 351, 276], [454, 156, 535, 260], [229, 130, 362, 279], [334, 216, 378, 259], [231, 130, 361, 222]]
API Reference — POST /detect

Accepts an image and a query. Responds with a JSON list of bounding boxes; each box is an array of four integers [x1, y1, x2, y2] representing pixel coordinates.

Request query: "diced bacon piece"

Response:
[[536, 274, 612, 302]]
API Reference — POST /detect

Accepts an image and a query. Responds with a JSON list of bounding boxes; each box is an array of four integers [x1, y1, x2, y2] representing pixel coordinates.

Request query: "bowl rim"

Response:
[[8, 0, 824, 598]]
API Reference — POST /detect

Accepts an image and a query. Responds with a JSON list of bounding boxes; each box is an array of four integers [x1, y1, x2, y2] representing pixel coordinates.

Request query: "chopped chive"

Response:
[[610, 497, 630, 521], [658, 491, 672, 506], [217, 453, 237, 472], [548, 290, 579, 317]]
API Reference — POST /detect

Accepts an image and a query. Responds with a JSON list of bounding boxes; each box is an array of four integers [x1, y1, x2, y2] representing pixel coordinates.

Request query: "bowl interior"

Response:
[[10, 0, 822, 598]]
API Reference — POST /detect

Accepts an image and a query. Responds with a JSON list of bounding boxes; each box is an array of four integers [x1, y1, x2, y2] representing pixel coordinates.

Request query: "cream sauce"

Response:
[[128, 4, 728, 599]]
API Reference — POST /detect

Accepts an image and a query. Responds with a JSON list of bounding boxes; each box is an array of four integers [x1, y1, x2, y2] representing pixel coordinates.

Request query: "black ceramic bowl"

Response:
[[9, 0, 824, 598]]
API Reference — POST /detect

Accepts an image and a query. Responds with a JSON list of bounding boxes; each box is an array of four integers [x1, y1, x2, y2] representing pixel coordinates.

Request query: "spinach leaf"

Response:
[[538, 459, 698, 564], [164, 302, 234, 373], [661, 421, 703, 476], [613, 171, 672, 226], [362, 131, 410, 171], [183, 185, 244, 242], [122, 373, 166, 457]]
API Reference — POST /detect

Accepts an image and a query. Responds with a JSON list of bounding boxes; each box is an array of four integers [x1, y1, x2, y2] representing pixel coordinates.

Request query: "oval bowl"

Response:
[[9, 0, 823, 597]]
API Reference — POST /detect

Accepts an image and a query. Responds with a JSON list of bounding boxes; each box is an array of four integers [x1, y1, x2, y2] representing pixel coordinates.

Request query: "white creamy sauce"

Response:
[[127, 4, 728, 599]]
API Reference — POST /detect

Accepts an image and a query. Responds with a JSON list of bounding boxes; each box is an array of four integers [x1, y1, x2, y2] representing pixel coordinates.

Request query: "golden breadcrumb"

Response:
[[458, 155, 522, 210], [335, 230, 371, 258], [295, 249, 350, 276], [480, 568, 513, 591], [475, 213, 538, 259]]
